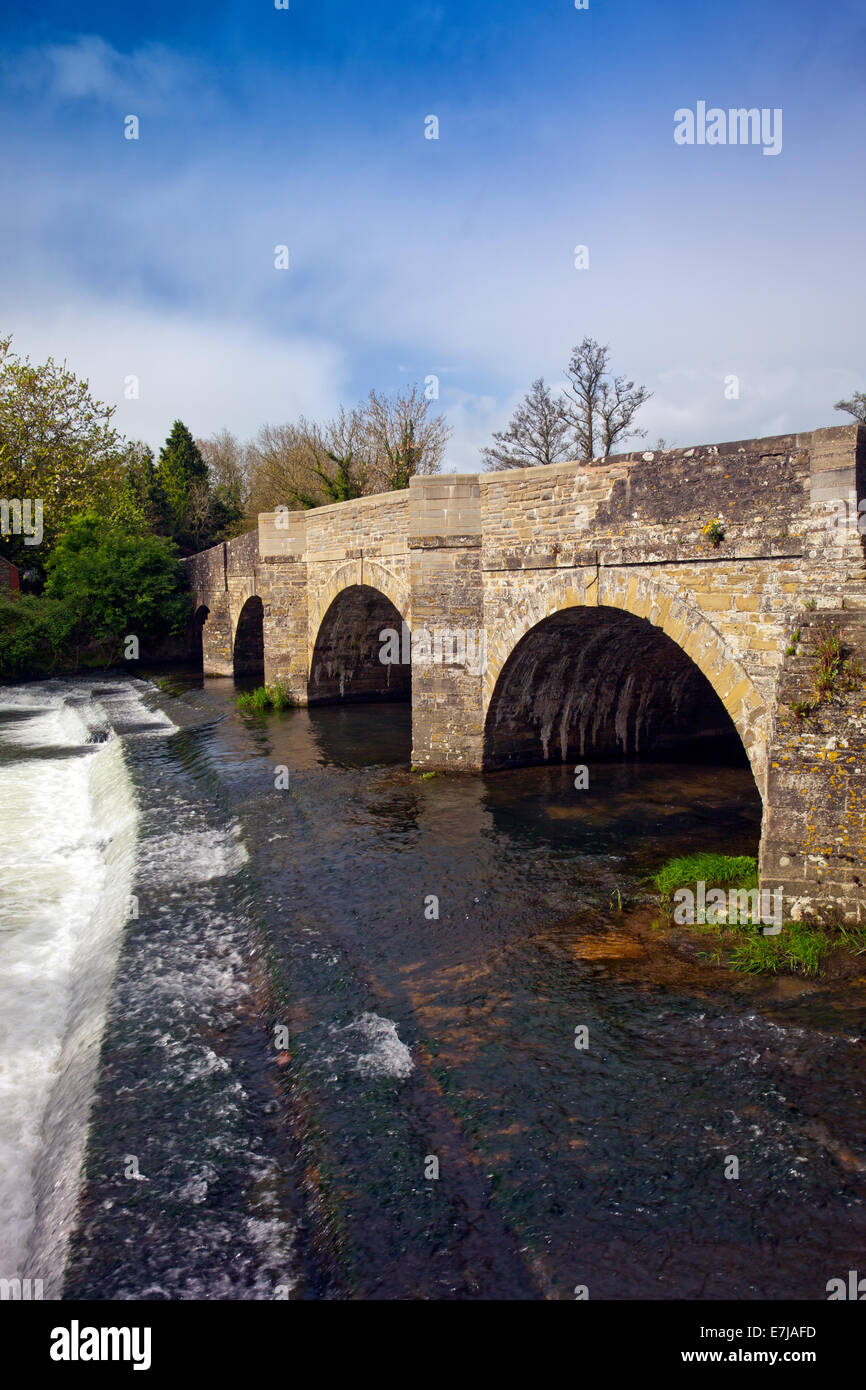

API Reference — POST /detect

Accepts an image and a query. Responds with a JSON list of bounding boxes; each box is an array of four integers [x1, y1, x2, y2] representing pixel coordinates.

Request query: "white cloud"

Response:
[[9, 35, 194, 110], [3, 297, 346, 450]]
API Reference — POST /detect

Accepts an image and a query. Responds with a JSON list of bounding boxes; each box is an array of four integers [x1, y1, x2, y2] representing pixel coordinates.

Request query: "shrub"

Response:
[[44, 512, 189, 652], [0, 593, 76, 677]]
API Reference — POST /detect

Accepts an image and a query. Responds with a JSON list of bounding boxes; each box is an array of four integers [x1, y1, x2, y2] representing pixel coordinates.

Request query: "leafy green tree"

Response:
[[295, 453, 366, 507], [122, 441, 169, 534], [44, 512, 189, 655], [154, 419, 210, 551], [0, 334, 131, 580]]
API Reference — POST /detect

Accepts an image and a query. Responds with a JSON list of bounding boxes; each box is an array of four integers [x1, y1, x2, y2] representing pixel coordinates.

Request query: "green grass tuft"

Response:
[[653, 850, 866, 976], [236, 683, 294, 712], [652, 852, 758, 901], [726, 921, 830, 976]]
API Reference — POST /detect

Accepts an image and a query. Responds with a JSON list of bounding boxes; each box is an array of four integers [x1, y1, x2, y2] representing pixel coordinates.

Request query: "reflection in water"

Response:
[[61, 676, 866, 1300]]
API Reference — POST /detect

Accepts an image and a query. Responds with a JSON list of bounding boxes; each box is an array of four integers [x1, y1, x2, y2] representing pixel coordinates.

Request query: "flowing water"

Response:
[[2, 674, 865, 1301]]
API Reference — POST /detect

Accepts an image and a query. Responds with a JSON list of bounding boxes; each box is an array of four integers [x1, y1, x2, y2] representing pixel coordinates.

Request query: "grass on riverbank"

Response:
[[652, 852, 758, 901], [236, 683, 295, 712], [713, 921, 866, 976], [651, 852, 866, 977]]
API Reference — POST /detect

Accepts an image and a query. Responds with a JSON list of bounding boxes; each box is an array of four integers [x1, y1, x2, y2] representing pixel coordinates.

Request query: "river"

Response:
[[1, 674, 865, 1300]]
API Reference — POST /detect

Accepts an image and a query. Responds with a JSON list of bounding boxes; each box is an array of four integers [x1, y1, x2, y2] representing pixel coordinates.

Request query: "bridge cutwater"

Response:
[[183, 424, 866, 924]]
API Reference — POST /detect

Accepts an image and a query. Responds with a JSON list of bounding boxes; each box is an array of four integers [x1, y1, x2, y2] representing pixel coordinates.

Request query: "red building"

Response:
[[0, 557, 20, 594]]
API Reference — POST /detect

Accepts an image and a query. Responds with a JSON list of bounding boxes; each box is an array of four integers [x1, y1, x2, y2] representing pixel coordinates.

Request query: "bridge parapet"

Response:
[[480, 426, 864, 573]]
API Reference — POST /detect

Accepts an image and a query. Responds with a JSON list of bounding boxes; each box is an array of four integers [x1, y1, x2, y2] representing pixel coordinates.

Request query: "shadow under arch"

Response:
[[308, 583, 410, 704], [233, 595, 264, 678], [483, 604, 758, 789]]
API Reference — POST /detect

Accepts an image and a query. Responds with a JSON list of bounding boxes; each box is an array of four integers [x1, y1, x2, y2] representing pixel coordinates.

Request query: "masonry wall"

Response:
[[182, 531, 260, 676], [761, 610, 866, 922], [408, 475, 484, 768]]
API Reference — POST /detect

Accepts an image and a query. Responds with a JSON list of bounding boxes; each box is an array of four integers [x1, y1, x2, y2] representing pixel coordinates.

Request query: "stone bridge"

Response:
[[182, 425, 866, 922]]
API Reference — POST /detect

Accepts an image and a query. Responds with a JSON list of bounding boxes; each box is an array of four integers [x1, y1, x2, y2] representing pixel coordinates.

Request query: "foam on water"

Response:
[[144, 825, 249, 886], [0, 683, 159, 1294], [325, 1012, 415, 1080]]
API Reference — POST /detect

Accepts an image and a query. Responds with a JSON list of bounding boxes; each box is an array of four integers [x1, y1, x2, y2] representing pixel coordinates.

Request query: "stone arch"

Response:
[[308, 559, 410, 666], [233, 595, 265, 678], [483, 571, 768, 793], [308, 581, 411, 704]]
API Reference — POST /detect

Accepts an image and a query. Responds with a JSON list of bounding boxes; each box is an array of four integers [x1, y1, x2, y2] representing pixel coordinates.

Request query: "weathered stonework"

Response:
[[182, 424, 866, 922]]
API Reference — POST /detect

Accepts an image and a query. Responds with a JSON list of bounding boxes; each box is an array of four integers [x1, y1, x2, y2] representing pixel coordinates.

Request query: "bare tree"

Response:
[[187, 479, 220, 549], [294, 407, 372, 507], [244, 409, 373, 515], [481, 377, 574, 470], [230, 382, 451, 523], [563, 337, 652, 459], [834, 391, 866, 424], [197, 428, 251, 516], [244, 420, 323, 519], [362, 385, 450, 491]]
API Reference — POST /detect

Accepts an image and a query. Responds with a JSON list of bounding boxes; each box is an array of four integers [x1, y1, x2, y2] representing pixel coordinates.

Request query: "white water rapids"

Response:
[[0, 681, 171, 1294]]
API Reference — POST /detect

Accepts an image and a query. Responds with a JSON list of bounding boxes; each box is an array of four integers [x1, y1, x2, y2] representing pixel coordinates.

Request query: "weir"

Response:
[[182, 425, 866, 923]]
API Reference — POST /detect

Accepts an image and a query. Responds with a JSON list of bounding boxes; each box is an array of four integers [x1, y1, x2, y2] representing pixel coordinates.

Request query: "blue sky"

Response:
[[1, 0, 864, 467]]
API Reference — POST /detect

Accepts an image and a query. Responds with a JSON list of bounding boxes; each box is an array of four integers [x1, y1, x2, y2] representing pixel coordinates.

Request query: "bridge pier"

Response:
[[200, 603, 234, 677], [260, 564, 310, 704], [409, 475, 485, 770], [760, 609, 866, 922]]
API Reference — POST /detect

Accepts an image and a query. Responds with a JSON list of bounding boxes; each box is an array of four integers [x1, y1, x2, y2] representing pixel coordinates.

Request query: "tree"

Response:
[[244, 421, 322, 520], [243, 387, 448, 517], [197, 428, 250, 536], [154, 419, 210, 551], [293, 408, 370, 508], [834, 392, 866, 425], [0, 334, 131, 580], [481, 377, 574, 470], [563, 337, 652, 459], [362, 386, 450, 490], [122, 441, 168, 534], [44, 511, 189, 654]]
